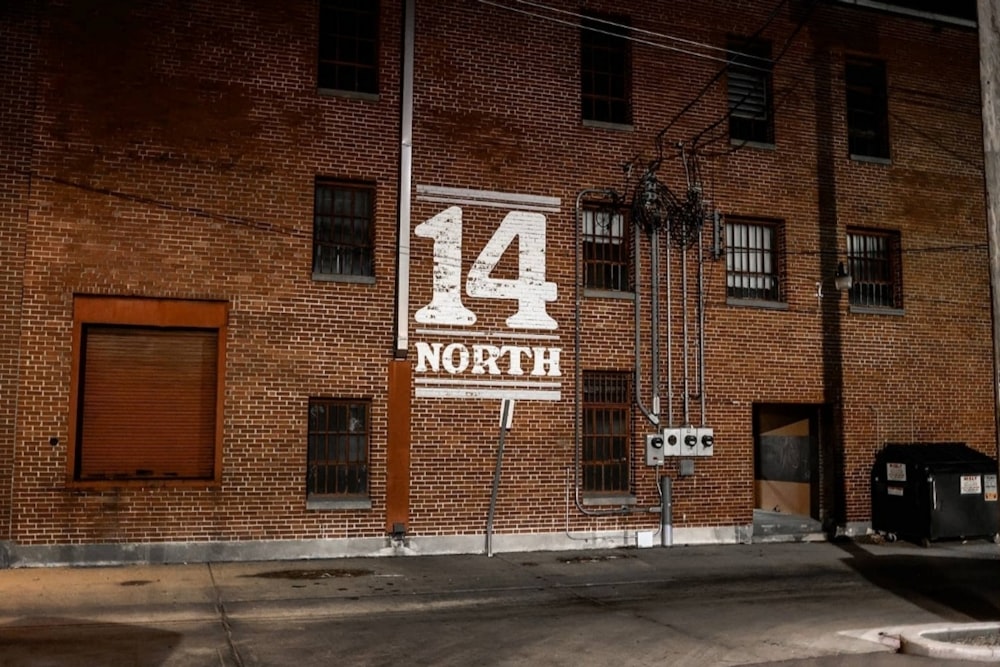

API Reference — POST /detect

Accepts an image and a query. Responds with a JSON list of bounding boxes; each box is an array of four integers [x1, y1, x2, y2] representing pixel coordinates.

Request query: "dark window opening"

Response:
[[313, 179, 374, 278], [583, 205, 631, 291], [307, 398, 369, 497], [726, 219, 782, 302], [583, 372, 631, 494], [728, 37, 773, 145], [581, 14, 632, 125], [318, 0, 379, 94], [847, 229, 901, 308], [846, 57, 889, 159]]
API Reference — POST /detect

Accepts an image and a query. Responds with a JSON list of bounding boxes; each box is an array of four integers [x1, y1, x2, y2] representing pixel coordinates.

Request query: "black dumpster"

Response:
[[871, 442, 1000, 545]]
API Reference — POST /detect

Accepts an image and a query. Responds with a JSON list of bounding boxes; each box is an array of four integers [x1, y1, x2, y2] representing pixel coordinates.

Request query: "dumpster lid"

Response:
[[878, 442, 997, 467]]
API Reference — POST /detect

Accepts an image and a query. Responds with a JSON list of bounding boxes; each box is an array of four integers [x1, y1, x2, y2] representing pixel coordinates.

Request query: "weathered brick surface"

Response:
[[0, 0, 992, 549]]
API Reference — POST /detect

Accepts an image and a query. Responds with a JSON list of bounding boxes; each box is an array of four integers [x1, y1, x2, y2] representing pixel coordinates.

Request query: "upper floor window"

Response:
[[581, 14, 632, 125], [318, 0, 379, 94], [69, 297, 226, 485], [313, 179, 374, 279], [845, 57, 889, 160], [582, 204, 630, 292], [307, 398, 369, 499], [727, 37, 773, 145], [847, 229, 901, 309], [582, 371, 631, 495], [726, 218, 782, 302]]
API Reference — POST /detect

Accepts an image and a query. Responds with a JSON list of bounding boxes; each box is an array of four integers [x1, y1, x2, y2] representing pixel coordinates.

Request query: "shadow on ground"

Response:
[[0, 617, 183, 667], [834, 538, 1000, 622]]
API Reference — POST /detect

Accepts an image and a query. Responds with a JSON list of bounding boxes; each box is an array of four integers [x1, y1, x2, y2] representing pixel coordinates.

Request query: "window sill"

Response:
[[67, 477, 221, 490], [726, 297, 788, 310], [583, 288, 635, 300], [730, 139, 775, 151], [312, 273, 376, 285], [317, 88, 380, 102], [582, 494, 637, 507], [849, 154, 891, 166], [582, 119, 634, 132], [306, 497, 373, 511], [849, 305, 905, 316]]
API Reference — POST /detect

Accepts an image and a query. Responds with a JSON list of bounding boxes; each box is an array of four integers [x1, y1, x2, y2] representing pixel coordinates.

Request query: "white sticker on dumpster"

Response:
[[886, 462, 906, 482], [961, 475, 982, 495], [985, 474, 998, 501], [887, 486, 904, 497]]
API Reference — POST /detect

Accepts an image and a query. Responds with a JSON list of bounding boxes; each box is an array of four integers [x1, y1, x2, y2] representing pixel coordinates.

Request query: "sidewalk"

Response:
[[2, 539, 999, 665]]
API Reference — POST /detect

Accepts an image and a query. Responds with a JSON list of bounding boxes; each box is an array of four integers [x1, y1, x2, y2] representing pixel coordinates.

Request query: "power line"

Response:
[[473, 0, 774, 72]]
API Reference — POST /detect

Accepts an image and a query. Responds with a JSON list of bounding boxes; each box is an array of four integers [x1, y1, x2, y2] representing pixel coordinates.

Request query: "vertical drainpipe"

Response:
[[395, 0, 415, 358], [386, 0, 416, 537]]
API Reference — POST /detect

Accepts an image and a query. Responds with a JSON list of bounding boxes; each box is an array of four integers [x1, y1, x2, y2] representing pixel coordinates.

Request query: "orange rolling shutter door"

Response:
[[78, 326, 218, 480]]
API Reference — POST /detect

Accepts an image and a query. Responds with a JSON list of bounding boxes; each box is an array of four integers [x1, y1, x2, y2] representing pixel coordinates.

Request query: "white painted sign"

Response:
[[413, 186, 562, 401], [985, 474, 997, 501], [961, 474, 983, 495], [886, 462, 906, 482]]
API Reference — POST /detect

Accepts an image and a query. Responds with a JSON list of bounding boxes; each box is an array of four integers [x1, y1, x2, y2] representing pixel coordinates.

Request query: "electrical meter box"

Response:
[[696, 428, 715, 457], [680, 427, 698, 456], [663, 428, 681, 457], [645, 433, 665, 466]]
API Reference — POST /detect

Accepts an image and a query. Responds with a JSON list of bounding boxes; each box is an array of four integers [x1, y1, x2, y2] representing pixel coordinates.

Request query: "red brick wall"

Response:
[[3, 0, 992, 549], [0, 1, 37, 541]]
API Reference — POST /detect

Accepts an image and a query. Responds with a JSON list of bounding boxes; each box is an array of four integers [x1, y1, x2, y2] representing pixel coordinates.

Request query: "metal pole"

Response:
[[660, 476, 673, 547], [486, 400, 512, 557], [978, 0, 1000, 463]]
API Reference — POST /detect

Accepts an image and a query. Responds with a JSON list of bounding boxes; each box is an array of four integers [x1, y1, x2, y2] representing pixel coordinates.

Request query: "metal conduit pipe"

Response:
[[633, 224, 657, 425], [682, 246, 690, 425], [666, 229, 673, 427], [393, 0, 415, 357], [698, 226, 707, 425], [574, 190, 663, 517], [650, 229, 661, 420]]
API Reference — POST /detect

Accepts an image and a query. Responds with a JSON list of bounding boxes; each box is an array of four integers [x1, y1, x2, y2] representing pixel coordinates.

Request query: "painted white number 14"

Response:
[[415, 206, 557, 330]]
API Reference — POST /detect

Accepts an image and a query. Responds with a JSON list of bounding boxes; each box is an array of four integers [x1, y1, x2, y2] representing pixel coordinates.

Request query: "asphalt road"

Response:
[[2, 538, 999, 666]]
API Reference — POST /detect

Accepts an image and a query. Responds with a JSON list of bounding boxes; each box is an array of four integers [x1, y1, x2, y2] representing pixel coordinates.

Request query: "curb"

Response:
[[897, 623, 1000, 662]]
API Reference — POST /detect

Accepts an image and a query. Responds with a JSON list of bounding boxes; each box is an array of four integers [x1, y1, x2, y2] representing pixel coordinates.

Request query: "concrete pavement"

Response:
[[2, 538, 999, 665]]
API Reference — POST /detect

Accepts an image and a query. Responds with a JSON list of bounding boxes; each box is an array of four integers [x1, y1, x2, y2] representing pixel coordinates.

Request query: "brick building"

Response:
[[0, 0, 993, 566]]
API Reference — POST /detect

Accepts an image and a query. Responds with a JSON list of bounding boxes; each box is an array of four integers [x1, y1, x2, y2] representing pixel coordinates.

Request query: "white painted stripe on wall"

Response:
[[416, 386, 562, 401], [414, 328, 561, 341], [415, 377, 561, 388], [416, 185, 561, 212]]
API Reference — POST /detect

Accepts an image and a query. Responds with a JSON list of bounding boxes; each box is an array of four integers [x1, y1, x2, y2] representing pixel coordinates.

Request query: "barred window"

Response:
[[845, 57, 889, 160], [307, 399, 369, 497], [318, 0, 379, 94], [581, 14, 632, 125], [313, 180, 374, 279], [726, 219, 781, 302], [727, 37, 773, 145], [583, 205, 630, 291], [582, 372, 631, 494], [847, 229, 901, 308]]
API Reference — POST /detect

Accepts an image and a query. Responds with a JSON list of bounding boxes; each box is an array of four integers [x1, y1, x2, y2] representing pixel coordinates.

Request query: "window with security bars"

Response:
[[313, 180, 374, 278], [847, 229, 901, 308], [727, 37, 773, 145], [580, 14, 632, 125], [583, 205, 630, 291], [582, 372, 631, 494], [845, 57, 889, 159], [726, 219, 781, 302], [318, 0, 379, 94], [307, 399, 369, 497]]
